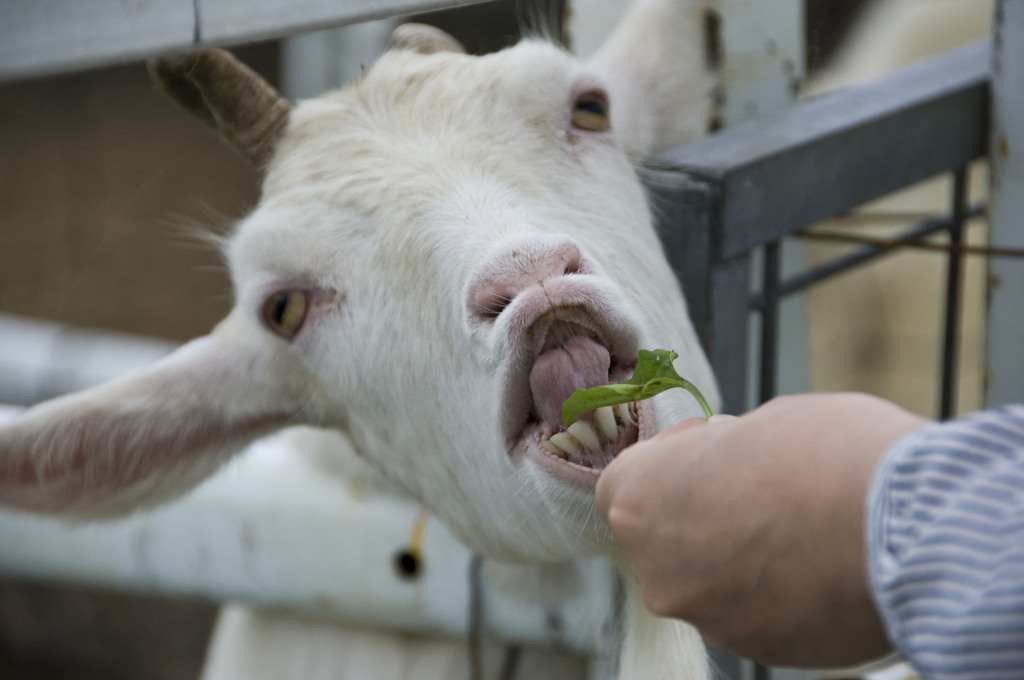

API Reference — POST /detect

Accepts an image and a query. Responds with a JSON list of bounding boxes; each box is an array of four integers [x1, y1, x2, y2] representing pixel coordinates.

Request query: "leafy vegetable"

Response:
[[561, 349, 714, 427]]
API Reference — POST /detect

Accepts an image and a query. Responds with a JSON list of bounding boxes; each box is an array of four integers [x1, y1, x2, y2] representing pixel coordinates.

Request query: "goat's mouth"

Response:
[[526, 399, 644, 484], [508, 318, 645, 488]]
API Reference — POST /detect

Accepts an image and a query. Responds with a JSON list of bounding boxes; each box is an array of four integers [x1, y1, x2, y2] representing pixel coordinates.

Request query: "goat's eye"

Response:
[[571, 91, 610, 132], [262, 290, 308, 338]]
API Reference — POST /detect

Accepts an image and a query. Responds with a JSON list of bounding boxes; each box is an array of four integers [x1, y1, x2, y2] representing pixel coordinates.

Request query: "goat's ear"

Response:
[[148, 49, 292, 170], [389, 23, 466, 55], [0, 314, 310, 518], [587, 0, 719, 159]]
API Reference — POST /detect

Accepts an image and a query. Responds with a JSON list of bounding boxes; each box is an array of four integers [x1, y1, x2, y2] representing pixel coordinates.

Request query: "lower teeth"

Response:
[[548, 431, 582, 456], [540, 403, 635, 460], [541, 439, 570, 458], [568, 421, 602, 451]]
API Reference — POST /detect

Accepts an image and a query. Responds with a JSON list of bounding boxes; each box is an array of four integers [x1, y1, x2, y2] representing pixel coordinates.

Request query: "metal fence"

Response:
[[0, 0, 487, 81], [1, 3, 1020, 679], [651, 40, 991, 417]]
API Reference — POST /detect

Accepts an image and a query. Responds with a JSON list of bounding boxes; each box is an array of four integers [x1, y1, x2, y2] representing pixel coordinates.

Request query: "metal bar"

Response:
[[0, 315, 619, 654], [644, 169, 719, 356], [940, 168, 969, 418], [985, 0, 1024, 407], [645, 168, 751, 415], [759, 243, 780, 403], [747, 208, 987, 310], [715, 0, 804, 127], [793, 218, 1024, 260], [0, 314, 176, 407], [0, 0, 490, 82], [786, 218, 949, 291], [469, 555, 485, 680], [655, 40, 990, 260], [710, 256, 752, 415], [0, 409, 618, 655]]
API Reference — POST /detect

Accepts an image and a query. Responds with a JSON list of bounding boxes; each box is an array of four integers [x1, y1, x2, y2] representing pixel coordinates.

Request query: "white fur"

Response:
[[0, 1, 718, 677]]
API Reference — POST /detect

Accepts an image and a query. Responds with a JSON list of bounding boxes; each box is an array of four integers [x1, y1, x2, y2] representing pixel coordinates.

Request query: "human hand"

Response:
[[596, 392, 929, 668]]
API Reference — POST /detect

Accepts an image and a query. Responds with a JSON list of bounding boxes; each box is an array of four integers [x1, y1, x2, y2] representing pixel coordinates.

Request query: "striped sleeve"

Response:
[[866, 405, 1024, 680]]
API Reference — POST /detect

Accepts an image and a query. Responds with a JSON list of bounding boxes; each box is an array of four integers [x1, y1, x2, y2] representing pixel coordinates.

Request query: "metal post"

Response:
[[985, 0, 1024, 406], [940, 167, 969, 418], [759, 242, 781, 403], [715, 0, 804, 128]]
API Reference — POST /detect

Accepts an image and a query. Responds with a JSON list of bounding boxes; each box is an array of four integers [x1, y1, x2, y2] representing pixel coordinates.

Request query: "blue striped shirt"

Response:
[[867, 405, 1024, 679]]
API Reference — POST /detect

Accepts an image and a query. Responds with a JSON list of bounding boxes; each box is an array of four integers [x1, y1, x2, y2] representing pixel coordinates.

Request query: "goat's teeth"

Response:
[[568, 421, 602, 452], [615, 402, 633, 424], [541, 439, 570, 459], [595, 406, 619, 441], [549, 432, 583, 454]]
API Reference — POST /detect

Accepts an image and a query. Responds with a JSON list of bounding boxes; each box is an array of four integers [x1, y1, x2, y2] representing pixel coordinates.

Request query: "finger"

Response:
[[707, 414, 737, 425], [651, 416, 709, 440]]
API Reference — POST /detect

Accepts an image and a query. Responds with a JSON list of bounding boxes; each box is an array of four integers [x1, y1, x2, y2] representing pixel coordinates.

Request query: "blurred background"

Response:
[[0, 0, 995, 677]]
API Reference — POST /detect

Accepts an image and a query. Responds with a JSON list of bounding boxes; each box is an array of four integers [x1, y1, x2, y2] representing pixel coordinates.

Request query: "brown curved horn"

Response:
[[148, 49, 291, 171]]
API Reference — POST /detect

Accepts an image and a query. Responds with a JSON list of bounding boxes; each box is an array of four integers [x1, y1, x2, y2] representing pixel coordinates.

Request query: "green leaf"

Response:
[[560, 349, 714, 427]]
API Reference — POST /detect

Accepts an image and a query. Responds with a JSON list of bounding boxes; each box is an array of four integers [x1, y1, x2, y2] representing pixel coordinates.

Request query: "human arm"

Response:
[[867, 404, 1024, 679], [595, 392, 930, 668]]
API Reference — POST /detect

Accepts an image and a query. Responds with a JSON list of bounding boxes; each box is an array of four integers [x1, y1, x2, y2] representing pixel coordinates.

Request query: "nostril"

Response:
[[479, 297, 508, 320], [563, 255, 584, 276], [474, 286, 516, 322], [469, 242, 589, 324], [554, 243, 586, 278]]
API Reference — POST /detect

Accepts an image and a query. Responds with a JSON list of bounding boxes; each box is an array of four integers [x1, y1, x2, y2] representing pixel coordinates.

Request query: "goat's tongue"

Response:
[[529, 335, 611, 430]]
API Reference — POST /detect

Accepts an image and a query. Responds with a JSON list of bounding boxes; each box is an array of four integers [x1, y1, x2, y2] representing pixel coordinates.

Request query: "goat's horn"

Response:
[[390, 23, 466, 55], [147, 49, 291, 170]]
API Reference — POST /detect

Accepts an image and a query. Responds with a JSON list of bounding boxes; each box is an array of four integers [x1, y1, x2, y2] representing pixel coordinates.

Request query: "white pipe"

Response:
[[0, 315, 618, 654], [0, 426, 617, 653], [0, 313, 176, 406]]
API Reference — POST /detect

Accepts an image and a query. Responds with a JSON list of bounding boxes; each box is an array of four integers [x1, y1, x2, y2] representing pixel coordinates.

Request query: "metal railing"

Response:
[[648, 38, 1007, 680], [0, 0, 489, 81], [651, 40, 992, 416]]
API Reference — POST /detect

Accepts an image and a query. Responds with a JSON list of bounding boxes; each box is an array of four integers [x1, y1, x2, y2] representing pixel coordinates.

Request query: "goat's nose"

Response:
[[469, 242, 586, 322]]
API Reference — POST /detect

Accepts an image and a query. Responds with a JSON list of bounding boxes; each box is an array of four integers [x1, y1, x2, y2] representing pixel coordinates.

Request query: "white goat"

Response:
[[0, 1, 719, 677]]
